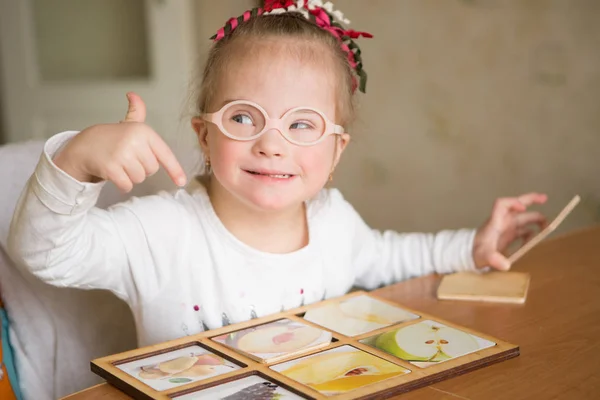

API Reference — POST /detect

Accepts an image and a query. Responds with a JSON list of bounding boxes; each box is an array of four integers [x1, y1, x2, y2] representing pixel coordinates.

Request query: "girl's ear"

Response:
[[191, 117, 209, 153], [333, 133, 351, 168]]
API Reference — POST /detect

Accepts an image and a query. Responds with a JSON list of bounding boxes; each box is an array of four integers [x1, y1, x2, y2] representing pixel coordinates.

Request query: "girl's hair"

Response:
[[195, 12, 360, 128]]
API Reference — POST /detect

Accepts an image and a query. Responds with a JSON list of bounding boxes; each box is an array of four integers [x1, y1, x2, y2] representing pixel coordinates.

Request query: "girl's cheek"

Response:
[[208, 149, 231, 179], [211, 137, 244, 165], [297, 146, 335, 174]]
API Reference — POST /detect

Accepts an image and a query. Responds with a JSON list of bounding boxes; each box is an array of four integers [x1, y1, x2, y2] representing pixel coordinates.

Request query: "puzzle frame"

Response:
[[91, 290, 519, 399]]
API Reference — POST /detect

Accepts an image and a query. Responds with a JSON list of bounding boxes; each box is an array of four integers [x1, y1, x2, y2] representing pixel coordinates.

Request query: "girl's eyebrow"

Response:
[[218, 99, 235, 108], [217, 98, 252, 108]]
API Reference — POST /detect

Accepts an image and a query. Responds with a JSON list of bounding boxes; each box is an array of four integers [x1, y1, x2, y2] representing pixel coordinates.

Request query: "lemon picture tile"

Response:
[[270, 345, 410, 396], [360, 320, 496, 368], [303, 294, 419, 336]]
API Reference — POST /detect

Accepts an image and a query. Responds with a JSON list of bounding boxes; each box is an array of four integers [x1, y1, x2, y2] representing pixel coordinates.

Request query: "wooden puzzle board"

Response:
[[91, 290, 519, 399]]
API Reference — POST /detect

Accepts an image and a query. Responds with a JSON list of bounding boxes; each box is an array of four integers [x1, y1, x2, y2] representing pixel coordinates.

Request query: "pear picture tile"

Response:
[[360, 320, 496, 368], [115, 345, 240, 391]]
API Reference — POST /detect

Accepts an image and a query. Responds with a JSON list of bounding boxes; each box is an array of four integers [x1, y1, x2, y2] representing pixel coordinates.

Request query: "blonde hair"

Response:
[[194, 12, 357, 128]]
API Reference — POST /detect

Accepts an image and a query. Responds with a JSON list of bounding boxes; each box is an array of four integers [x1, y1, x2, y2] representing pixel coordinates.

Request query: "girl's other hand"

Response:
[[473, 192, 548, 270], [53, 92, 187, 192]]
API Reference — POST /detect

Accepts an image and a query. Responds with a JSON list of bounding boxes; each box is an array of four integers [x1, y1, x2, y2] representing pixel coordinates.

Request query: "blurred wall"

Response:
[[0, 50, 4, 144], [195, 0, 600, 235], [336, 0, 600, 234], [31, 0, 149, 81]]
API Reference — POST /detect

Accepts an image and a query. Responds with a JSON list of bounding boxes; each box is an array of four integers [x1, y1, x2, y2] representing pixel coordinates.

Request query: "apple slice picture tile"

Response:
[[303, 294, 420, 337], [210, 318, 333, 363], [360, 320, 496, 368], [115, 345, 240, 391], [174, 375, 307, 399], [270, 345, 411, 396]]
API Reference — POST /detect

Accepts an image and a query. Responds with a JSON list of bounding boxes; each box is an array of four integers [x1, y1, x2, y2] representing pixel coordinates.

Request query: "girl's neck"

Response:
[[204, 176, 309, 254]]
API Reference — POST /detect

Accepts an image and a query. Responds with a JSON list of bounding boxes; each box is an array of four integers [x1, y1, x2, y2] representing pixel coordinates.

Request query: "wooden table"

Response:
[[65, 225, 600, 400]]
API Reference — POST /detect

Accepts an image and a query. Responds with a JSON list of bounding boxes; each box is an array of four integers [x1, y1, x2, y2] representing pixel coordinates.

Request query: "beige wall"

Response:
[[0, 50, 4, 144], [195, 0, 600, 235], [31, 0, 149, 81]]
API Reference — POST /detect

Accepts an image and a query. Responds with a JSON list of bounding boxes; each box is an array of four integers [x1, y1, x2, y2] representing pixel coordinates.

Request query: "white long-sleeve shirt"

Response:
[[7, 131, 477, 347]]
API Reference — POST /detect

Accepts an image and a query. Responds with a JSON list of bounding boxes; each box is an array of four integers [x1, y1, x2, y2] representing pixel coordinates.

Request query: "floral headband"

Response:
[[210, 0, 373, 93]]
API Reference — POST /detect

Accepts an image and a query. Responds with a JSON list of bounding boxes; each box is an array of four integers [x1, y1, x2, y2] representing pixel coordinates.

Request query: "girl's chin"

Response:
[[247, 198, 300, 213], [236, 192, 305, 213]]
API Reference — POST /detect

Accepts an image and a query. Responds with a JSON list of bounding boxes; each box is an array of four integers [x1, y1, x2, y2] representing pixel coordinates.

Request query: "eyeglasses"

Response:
[[200, 100, 345, 146]]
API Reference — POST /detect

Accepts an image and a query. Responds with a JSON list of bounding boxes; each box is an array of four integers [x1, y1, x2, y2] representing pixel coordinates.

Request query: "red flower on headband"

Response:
[[264, 0, 296, 10]]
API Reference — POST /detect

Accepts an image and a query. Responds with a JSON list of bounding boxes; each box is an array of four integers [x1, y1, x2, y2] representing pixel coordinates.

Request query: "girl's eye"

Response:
[[231, 114, 253, 125], [290, 121, 314, 130]]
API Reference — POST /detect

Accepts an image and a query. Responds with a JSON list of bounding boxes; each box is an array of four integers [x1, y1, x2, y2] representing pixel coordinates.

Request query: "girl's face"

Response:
[[192, 41, 350, 213]]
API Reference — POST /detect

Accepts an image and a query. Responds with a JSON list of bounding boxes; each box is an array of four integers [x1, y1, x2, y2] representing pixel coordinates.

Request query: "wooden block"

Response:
[[437, 271, 531, 304]]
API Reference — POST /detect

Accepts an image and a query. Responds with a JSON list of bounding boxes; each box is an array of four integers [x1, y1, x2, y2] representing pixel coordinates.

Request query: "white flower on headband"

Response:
[[264, 7, 285, 15], [307, 0, 350, 24], [331, 10, 350, 24], [306, 0, 320, 9]]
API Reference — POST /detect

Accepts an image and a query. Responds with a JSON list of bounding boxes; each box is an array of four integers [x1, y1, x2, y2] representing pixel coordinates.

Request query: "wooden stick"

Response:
[[508, 195, 580, 264]]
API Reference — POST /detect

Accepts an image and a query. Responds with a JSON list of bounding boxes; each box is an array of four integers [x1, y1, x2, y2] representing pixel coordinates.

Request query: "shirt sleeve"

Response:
[[7, 131, 185, 302], [327, 189, 478, 290]]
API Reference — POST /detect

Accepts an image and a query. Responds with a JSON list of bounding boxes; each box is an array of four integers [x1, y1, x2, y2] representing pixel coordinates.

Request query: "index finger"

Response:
[[517, 192, 548, 207], [490, 197, 526, 226], [149, 133, 187, 186]]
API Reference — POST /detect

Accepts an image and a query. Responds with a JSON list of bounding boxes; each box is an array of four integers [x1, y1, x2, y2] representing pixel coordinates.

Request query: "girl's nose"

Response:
[[252, 128, 288, 158]]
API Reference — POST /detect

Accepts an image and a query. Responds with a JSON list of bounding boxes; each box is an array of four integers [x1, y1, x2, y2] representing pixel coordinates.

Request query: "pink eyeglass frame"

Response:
[[200, 100, 346, 146]]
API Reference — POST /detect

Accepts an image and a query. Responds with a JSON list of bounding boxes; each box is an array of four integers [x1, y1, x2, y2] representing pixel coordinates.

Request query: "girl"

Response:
[[7, 0, 546, 348]]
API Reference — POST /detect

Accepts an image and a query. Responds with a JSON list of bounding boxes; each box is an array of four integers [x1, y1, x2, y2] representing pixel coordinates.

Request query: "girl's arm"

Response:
[[329, 189, 545, 290], [324, 189, 475, 290], [352, 223, 477, 290], [351, 216, 476, 290], [7, 131, 184, 302]]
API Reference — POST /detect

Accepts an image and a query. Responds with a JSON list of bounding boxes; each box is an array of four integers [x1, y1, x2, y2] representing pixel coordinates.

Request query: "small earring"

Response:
[[328, 173, 333, 182], [205, 157, 212, 174]]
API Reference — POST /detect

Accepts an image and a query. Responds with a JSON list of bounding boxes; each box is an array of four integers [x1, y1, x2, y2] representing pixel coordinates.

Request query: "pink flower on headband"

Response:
[[210, 0, 373, 93]]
